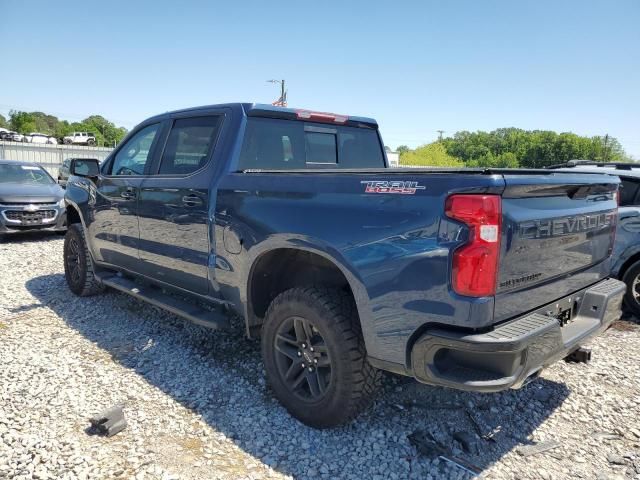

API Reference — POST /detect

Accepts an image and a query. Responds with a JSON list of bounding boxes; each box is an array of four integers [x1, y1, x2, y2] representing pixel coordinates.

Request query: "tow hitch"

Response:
[[564, 347, 592, 364]]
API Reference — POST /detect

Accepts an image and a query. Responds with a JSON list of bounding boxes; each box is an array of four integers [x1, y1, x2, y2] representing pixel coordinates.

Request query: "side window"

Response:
[[109, 123, 160, 176], [158, 116, 222, 175], [619, 178, 640, 206]]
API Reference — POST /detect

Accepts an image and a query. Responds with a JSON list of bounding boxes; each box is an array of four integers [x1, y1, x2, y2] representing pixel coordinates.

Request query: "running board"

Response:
[[101, 275, 230, 330]]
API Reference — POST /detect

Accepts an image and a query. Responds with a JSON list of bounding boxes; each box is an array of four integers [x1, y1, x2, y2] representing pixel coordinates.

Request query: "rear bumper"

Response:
[[410, 278, 625, 392]]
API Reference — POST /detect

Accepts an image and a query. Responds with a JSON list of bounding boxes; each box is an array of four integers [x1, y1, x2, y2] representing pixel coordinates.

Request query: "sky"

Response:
[[1, 0, 639, 156]]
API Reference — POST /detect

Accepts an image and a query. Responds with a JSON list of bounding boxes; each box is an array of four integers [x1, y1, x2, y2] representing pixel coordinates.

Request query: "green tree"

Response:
[[30, 112, 59, 135], [400, 142, 464, 167], [9, 111, 37, 134], [5, 109, 128, 145], [0, 114, 7, 129], [82, 115, 127, 146], [396, 145, 410, 155], [442, 128, 631, 168], [467, 152, 520, 168]]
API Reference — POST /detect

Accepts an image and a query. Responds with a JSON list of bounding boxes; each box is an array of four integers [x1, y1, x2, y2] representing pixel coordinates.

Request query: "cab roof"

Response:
[[144, 103, 378, 128]]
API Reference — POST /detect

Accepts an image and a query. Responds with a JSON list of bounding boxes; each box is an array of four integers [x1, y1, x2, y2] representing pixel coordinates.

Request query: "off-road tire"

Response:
[[87, 138, 96, 146], [261, 286, 380, 428], [622, 261, 640, 317], [64, 223, 105, 296], [63, 138, 72, 145]]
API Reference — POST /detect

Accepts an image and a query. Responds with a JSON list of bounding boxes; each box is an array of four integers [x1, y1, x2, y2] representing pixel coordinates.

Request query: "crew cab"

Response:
[[63, 103, 625, 428]]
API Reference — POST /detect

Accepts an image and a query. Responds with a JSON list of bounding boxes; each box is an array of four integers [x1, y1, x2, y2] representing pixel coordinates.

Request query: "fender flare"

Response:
[[242, 234, 377, 350]]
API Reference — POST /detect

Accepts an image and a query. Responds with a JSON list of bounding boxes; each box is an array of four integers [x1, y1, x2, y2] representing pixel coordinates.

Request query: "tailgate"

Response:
[[495, 173, 618, 322]]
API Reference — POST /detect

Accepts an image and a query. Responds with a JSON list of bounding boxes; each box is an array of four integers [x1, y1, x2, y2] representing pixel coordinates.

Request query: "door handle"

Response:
[[182, 195, 203, 207], [120, 189, 136, 200]]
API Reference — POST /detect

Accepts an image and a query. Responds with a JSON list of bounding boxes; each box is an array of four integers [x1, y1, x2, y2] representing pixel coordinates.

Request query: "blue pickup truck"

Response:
[[63, 103, 625, 428]]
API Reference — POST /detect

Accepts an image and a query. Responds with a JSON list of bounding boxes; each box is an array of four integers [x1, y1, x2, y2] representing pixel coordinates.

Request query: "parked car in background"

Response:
[[0, 160, 67, 240], [62, 132, 96, 146], [550, 160, 640, 315], [0, 130, 14, 141], [64, 103, 624, 428], [27, 133, 58, 144], [57, 157, 99, 187], [10, 132, 27, 142]]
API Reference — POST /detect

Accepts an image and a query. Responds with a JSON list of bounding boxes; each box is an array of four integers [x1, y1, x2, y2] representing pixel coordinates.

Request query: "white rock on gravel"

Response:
[[1, 233, 640, 480]]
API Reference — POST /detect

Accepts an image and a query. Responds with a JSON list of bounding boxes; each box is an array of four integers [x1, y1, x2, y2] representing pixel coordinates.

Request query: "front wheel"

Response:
[[622, 261, 640, 316], [64, 224, 105, 296], [261, 287, 380, 428]]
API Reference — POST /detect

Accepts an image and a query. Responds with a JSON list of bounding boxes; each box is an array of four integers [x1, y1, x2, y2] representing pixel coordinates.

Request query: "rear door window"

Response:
[[158, 116, 222, 175], [238, 117, 384, 170]]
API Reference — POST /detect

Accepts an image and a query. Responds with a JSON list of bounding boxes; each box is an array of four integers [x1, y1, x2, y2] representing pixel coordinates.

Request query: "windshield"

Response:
[[0, 164, 55, 185]]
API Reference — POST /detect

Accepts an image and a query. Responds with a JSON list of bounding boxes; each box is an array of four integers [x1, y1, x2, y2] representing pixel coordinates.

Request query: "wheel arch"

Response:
[[615, 248, 640, 280], [66, 202, 83, 226], [244, 243, 371, 340]]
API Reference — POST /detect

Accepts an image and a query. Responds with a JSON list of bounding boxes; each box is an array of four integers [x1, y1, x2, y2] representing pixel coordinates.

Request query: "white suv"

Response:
[[62, 132, 96, 146]]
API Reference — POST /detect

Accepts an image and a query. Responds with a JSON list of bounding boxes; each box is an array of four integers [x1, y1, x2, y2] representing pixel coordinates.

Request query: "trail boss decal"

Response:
[[361, 180, 426, 194]]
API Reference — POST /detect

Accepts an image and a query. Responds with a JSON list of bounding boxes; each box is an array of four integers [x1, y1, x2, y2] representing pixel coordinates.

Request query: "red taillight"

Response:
[[295, 109, 348, 124], [445, 194, 502, 297]]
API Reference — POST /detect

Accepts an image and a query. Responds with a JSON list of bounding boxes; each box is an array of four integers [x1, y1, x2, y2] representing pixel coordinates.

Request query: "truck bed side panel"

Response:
[[214, 172, 505, 365]]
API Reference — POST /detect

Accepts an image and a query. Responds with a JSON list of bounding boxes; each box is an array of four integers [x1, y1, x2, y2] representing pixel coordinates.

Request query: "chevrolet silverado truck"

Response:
[[63, 103, 625, 428]]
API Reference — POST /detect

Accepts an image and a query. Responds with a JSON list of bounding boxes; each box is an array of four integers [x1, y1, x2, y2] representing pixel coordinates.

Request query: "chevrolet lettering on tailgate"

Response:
[[519, 211, 616, 239]]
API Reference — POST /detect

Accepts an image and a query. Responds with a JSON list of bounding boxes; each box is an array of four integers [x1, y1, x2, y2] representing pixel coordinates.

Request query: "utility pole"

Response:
[[603, 134, 610, 163], [267, 79, 287, 106], [437, 130, 445, 142]]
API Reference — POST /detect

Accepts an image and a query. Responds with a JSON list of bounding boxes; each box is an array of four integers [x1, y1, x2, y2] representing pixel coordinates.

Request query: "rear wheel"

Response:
[[261, 286, 380, 428], [64, 224, 105, 296], [622, 261, 640, 316], [87, 138, 96, 146]]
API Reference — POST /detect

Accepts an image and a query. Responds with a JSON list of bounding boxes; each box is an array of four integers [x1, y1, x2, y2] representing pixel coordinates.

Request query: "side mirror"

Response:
[[70, 158, 100, 177]]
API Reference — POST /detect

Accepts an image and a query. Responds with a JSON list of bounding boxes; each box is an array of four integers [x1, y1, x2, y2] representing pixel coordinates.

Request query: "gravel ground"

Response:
[[1, 234, 639, 480]]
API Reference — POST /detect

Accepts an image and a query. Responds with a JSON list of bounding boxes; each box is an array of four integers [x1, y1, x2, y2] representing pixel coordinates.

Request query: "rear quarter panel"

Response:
[[214, 171, 505, 366]]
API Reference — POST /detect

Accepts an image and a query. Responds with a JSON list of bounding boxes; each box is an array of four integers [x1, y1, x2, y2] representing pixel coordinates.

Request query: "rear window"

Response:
[[238, 117, 384, 170]]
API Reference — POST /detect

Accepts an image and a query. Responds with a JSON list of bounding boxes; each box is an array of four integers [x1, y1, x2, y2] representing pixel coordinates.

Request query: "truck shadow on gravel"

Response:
[[28, 273, 573, 479]]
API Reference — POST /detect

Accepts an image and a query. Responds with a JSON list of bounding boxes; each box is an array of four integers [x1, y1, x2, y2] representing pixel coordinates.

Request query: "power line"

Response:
[[436, 130, 445, 142]]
